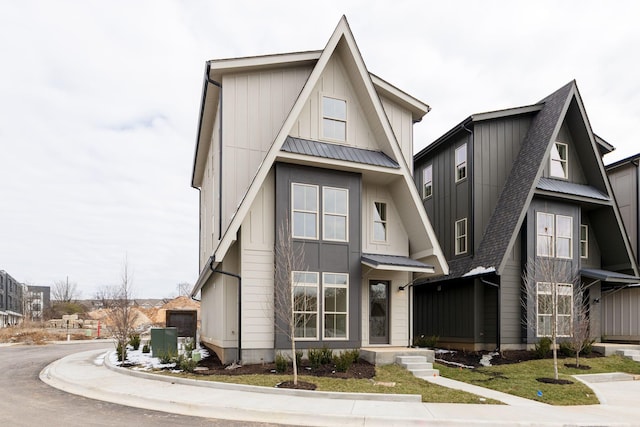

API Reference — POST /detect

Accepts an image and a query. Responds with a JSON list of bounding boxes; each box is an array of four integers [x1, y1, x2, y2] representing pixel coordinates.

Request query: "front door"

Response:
[[369, 280, 390, 344]]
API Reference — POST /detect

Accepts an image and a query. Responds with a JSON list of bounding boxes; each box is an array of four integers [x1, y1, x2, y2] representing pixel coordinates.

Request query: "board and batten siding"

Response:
[[608, 163, 639, 262], [602, 287, 640, 340], [380, 97, 414, 173], [361, 183, 409, 256], [472, 116, 531, 251], [499, 233, 524, 347], [220, 66, 312, 236], [541, 122, 588, 184], [199, 116, 220, 268]]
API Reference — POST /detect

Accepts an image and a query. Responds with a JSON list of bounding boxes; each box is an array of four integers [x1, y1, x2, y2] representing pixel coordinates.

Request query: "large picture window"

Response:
[[323, 273, 348, 339], [322, 96, 347, 141], [292, 272, 319, 340], [455, 218, 467, 255], [292, 183, 318, 239], [536, 282, 573, 337], [323, 187, 348, 241], [550, 142, 568, 179], [455, 143, 467, 182]]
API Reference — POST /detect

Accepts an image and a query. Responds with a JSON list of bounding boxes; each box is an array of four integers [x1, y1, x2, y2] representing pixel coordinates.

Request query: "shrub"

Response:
[[275, 352, 288, 373], [116, 342, 127, 362], [582, 338, 595, 355], [318, 346, 333, 364], [179, 356, 197, 373], [343, 348, 360, 364], [295, 350, 303, 367], [142, 344, 150, 354], [158, 350, 177, 364], [534, 337, 552, 359], [333, 352, 353, 372], [183, 338, 194, 358], [308, 348, 323, 368], [559, 341, 575, 357], [414, 334, 439, 348], [128, 334, 141, 350]]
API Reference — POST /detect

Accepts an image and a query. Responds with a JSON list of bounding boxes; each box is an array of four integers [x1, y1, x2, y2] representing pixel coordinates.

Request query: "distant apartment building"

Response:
[[25, 285, 51, 321], [0, 270, 24, 327]]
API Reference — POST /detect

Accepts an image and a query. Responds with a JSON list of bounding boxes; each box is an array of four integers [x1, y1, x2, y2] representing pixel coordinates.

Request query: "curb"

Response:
[[103, 350, 422, 402]]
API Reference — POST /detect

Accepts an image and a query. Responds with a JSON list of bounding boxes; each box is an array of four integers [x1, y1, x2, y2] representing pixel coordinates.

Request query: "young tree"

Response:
[[175, 282, 192, 297], [94, 285, 117, 309], [274, 221, 307, 386], [568, 289, 591, 368], [51, 277, 79, 302], [522, 255, 580, 380], [108, 257, 138, 363]]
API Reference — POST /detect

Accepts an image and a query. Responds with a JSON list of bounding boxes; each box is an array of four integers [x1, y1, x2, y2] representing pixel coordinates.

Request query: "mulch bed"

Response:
[[536, 377, 574, 385], [194, 351, 376, 380], [436, 349, 601, 368], [276, 380, 317, 390]]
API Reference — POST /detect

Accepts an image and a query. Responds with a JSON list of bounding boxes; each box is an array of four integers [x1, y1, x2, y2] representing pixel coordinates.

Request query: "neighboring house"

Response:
[[0, 270, 24, 327], [605, 153, 640, 341], [190, 17, 448, 364], [24, 285, 51, 321], [412, 81, 640, 351]]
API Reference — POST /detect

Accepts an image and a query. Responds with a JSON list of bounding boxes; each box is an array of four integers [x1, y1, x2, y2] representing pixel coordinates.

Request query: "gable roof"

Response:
[[192, 16, 448, 294]]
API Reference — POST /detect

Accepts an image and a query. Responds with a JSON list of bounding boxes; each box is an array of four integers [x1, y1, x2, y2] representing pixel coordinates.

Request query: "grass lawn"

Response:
[[437, 354, 640, 405], [162, 364, 501, 404]]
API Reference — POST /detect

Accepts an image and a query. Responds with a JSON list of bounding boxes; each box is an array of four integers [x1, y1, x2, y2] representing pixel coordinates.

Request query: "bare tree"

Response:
[[522, 255, 580, 380], [51, 277, 79, 302], [568, 289, 591, 368], [94, 285, 117, 309], [176, 282, 192, 297], [107, 257, 138, 362], [274, 221, 307, 386]]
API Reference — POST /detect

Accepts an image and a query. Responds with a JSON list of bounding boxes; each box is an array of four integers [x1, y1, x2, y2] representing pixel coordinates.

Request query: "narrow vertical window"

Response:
[[455, 143, 467, 182], [536, 212, 555, 257], [323, 187, 348, 241], [292, 271, 319, 339], [292, 183, 318, 239], [322, 96, 347, 141], [555, 215, 573, 259], [580, 224, 588, 259], [323, 273, 348, 339], [550, 142, 568, 179], [455, 218, 467, 255], [373, 202, 387, 242], [423, 164, 433, 199]]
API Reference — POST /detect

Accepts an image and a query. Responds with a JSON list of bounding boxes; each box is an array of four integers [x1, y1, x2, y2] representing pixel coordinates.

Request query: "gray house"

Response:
[[0, 270, 24, 327], [413, 81, 640, 350], [190, 17, 447, 364]]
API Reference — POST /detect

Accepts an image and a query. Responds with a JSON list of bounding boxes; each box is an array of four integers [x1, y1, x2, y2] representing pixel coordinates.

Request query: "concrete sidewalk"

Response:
[[41, 348, 640, 426]]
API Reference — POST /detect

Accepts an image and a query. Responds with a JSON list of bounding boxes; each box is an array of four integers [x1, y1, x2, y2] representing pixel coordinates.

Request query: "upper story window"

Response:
[[455, 143, 467, 182], [323, 187, 348, 241], [536, 212, 573, 258], [580, 224, 588, 258], [322, 96, 347, 141], [455, 218, 468, 255], [550, 142, 568, 179], [373, 202, 387, 242], [422, 165, 433, 199], [292, 183, 318, 239]]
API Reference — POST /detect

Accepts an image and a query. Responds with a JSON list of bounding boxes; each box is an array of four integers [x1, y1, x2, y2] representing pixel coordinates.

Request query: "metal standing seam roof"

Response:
[[581, 268, 640, 284], [281, 136, 400, 168], [536, 177, 610, 201], [361, 253, 434, 273]]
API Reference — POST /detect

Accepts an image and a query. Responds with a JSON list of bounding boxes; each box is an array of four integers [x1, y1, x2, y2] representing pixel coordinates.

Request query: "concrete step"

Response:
[[616, 349, 640, 362], [395, 355, 439, 377]]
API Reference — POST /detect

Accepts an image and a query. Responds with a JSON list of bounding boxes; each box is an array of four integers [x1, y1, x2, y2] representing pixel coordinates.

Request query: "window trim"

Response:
[[422, 164, 433, 199], [550, 141, 569, 179], [455, 143, 467, 183], [322, 186, 349, 242], [536, 212, 555, 258], [555, 215, 573, 259], [372, 201, 388, 243], [580, 224, 588, 259], [292, 183, 319, 240], [292, 271, 319, 341], [536, 282, 573, 338], [455, 218, 468, 255], [321, 95, 347, 142], [322, 272, 349, 340]]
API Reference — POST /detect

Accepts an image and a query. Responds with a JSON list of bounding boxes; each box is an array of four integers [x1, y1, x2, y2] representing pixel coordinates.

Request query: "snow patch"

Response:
[[462, 266, 496, 277]]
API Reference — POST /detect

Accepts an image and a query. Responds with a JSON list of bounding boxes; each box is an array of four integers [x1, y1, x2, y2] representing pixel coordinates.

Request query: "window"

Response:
[[422, 165, 432, 199], [536, 282, 573, 337], [455, 143, 467, 182], [555, 215, 573, 259], [536, 212, 555, 257], [322, 96, 346, 141], [292, 183, 318, 239], [373, 202, 387, 242], [455, 218, 467, 255], [580, 225, 588, 258], [292, 272, 319, 339], [550, 142, 568, 179], [323, 187, 348, 241], [323, 273, 348, 339]]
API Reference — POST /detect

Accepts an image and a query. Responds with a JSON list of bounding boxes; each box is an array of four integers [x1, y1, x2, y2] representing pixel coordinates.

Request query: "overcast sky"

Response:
[[1, 1, 639, 299]]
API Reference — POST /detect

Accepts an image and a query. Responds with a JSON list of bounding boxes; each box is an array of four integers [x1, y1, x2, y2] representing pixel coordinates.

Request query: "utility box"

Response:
[[150, 327, 178, 358], [166, 310, 198, 341]]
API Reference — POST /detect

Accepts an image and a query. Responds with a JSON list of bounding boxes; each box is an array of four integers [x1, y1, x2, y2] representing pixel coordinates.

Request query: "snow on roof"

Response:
[[462, 266, 496, 278]]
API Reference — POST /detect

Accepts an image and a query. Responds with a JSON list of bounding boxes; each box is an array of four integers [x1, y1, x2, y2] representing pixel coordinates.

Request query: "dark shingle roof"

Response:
[[536, 177, 610, 201], [469, 81, 576, 275], [282, 136, 399, 168]]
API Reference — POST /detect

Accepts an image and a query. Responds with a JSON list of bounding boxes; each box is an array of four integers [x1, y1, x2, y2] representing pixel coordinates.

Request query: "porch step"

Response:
[[396, 355, 439, 377], [617, 349, 640, 362]]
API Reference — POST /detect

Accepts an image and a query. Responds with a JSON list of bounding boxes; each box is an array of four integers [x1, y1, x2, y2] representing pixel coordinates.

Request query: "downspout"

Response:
[[635, 159, 640, 266], [209, 257, 242, 364], [481, 277, 501, 352], [205, 63, 223, 240]]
